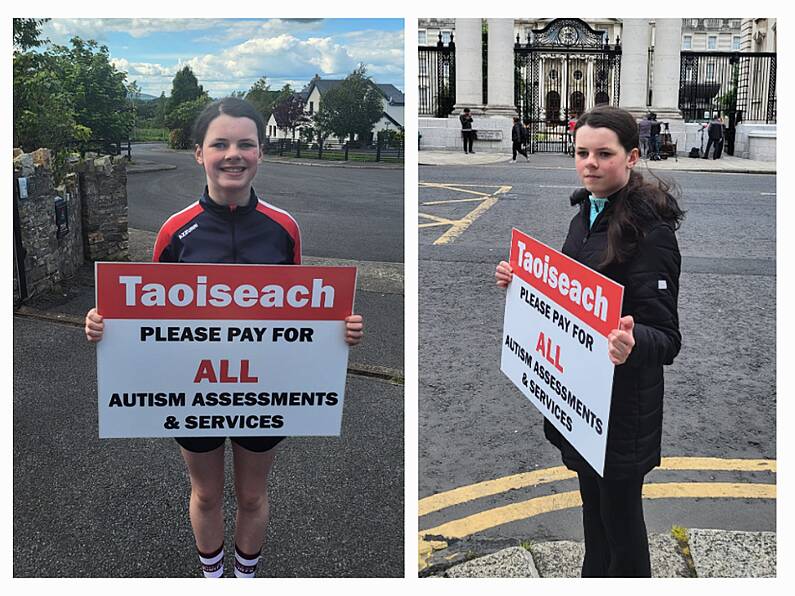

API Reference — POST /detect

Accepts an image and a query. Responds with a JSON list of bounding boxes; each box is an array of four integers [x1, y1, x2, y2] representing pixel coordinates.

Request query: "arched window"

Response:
[[545, 91, 561, 122], [570, 91, 585, 117], [594, 91, 610, 106]]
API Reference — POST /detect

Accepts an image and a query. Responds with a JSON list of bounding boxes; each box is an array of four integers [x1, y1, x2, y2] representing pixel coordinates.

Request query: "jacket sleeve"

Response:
[[152, 226, 178, 263], [623, 223, 681, 368]]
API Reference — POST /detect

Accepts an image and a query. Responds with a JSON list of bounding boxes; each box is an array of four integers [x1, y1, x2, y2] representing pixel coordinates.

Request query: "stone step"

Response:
[[436, 529, 776, 578]]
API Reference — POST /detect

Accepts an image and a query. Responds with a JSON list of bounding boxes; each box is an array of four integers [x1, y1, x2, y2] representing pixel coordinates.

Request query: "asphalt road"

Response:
[[418, 163, 776, 550], [127, 143, 404, 263]]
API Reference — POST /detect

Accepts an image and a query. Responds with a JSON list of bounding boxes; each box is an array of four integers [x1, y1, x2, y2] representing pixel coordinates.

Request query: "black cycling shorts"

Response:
[[175, 436, 285, 453]]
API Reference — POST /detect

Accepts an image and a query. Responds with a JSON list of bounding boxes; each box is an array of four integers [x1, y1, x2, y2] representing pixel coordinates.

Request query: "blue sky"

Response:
[[40, 18, 404, 98]]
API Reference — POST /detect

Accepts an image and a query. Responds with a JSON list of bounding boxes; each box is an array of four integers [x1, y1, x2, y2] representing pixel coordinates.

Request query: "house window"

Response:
[[309, 101, 314, 115], [732, 36, 740, 50], [441, 30, 451, 44], [683, 35, 692, 50], [418, 30, 427, 45], [708, 36, 717, 49], [706, 63, 715, 81]]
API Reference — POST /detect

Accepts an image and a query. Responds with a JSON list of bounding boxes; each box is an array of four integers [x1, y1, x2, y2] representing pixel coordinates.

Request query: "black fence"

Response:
[[679, 51, 776, 124], [262, 138, 403, 163], [418, 34, 456, 117], [68, 139, 131, 159]]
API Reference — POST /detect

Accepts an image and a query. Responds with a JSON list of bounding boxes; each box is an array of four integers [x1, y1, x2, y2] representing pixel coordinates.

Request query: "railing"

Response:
[[262, 138, 403, 163], [418, 34, 456, 117], [679, 51, 776, 124], [68, 139, 132, 159]]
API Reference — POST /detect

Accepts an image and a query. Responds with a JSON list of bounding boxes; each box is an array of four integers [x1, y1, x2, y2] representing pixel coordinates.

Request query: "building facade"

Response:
[[418, 18, 776, 160]]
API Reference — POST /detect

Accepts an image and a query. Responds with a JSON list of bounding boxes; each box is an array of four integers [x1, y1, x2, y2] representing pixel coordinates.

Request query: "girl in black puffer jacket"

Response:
[[496, 105, 684, 577]]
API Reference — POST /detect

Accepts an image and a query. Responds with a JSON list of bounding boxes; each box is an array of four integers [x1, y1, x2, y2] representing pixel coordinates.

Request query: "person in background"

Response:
[[704, 115, 725, 160], [460, 107, 475, 154], [511, 116, 529, 162]]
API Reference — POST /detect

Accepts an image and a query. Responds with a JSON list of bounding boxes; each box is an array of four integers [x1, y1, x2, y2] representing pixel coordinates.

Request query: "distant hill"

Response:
[[129, 92, 160, 102]]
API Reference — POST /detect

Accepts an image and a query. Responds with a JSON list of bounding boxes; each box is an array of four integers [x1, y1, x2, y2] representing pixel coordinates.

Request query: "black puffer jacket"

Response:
[[543, 185, 682, 479]]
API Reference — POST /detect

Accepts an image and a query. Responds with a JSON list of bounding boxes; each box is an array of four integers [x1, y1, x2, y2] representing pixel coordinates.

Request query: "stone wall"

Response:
[[13, 150, 128, 304], [77, 155, 129, 261]]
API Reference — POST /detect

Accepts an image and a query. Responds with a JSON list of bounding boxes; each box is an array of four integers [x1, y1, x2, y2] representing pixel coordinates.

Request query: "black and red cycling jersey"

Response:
[[152, 187, 301, 265]]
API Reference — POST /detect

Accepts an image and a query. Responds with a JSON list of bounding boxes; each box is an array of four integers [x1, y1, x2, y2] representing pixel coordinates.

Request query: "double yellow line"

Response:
[[418, 457, 776, 571]]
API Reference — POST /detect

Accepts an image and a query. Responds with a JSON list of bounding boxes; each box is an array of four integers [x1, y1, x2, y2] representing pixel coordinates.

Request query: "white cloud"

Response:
[[43, 18, 227, 44], [45, 19, 403, 97]]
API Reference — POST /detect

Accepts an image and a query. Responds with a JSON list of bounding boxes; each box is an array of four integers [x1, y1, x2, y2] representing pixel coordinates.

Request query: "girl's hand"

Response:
[[608, 315, 635, 365], [344, 314, 364, 346], [85, 307, 104, 343], [495, 261, 514, 288]]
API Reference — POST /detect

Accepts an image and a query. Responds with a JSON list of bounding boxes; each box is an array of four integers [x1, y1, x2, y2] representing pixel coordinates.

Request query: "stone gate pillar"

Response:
[[486, 18, 517, 115], [651, 18, 684, 120], [454, 18, 484, 113], [619, 18, 651, 115]]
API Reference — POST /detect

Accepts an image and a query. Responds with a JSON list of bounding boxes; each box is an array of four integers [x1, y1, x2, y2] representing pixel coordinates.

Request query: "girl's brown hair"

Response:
[[574, 105, 685, 267]]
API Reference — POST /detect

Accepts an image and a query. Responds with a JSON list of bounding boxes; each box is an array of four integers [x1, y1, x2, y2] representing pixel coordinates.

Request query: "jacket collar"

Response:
[[200, 187, 258, 217]]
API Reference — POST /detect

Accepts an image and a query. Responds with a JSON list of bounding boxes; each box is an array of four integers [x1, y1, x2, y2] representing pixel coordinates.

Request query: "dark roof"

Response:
[[375, 84, 404, 106], [304, 77, 404, 105], [380, 111, 403, 128]]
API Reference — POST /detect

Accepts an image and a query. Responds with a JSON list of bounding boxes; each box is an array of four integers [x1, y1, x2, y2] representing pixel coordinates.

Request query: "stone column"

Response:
[[618, 18, 650, 115], [453, 18, 484, 113], [485, 18, 517, 115], [651, 18, 684, 120]]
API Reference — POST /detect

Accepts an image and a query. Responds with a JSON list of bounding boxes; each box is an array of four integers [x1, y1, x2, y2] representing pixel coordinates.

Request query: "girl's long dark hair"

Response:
[[574, 105, 685, 267]]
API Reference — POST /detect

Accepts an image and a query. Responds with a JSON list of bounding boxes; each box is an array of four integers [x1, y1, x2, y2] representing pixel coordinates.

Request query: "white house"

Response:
[[300, 76, 404, 144]]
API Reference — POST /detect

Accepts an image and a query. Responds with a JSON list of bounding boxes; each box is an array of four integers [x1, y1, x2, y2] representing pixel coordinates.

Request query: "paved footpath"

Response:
[[428, 528, 776, 578], [418, 149, 776, 174]]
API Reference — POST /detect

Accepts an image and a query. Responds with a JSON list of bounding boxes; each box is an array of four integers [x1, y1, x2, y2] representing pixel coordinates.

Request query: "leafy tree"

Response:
[[13, 35, 131, 152], [165, 96, 211, 149], [155, 91, 169, 127], [245, 77, 288, 123], [271, 92, 307, 139], [13, 18, 48, 52], [312, 65, 384, 145], [13, 51, 81, 151], [52, 38, 134, 143], [164, 66, 209, 149]]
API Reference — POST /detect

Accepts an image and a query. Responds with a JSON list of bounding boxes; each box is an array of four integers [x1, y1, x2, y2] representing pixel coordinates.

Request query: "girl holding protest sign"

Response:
[[85, 97, 363, 578], [495, 105, 683, 577]]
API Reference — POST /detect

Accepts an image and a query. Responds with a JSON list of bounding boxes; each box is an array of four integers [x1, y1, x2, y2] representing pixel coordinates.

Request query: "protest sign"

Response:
[[500, 228, 623, 475], [95, 262, 356, 438]]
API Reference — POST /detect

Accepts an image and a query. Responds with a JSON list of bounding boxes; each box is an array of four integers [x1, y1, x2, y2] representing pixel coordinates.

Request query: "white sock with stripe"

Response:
[[198, 544, 224, 578], [234, 544, 261, 578]]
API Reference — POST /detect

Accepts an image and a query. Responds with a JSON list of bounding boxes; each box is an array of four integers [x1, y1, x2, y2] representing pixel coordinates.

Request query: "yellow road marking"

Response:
[[433, 196, 499, 245], [422, 197, 488, 205], [419, 457, 776, 516], [418, 213, 456, 225], [658, 457, 776, 472], [418, 183, 511, 245], [420, 482, 776, 542], [419, 466, 575, 516]]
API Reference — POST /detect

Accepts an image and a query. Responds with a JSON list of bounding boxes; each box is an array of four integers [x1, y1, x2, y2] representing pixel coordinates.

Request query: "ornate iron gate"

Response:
[[515, 19, 621, 153], [418, 34, 456, 118]]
